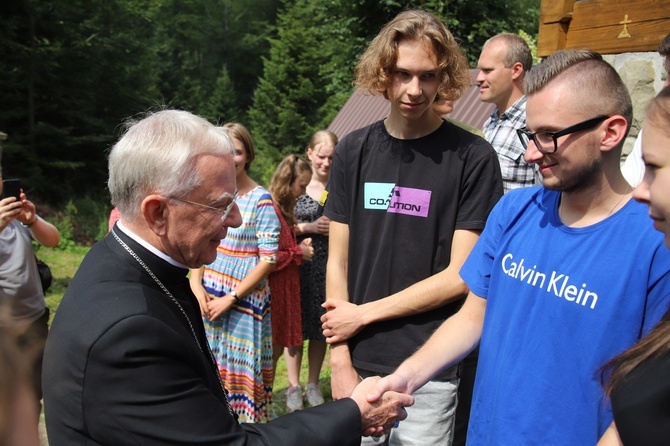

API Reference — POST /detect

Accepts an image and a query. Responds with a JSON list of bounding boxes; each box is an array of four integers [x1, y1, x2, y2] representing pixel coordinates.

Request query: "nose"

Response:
[[223, 203, 243, 228], [523, 139, 544, 164], [632, 172, 650, 205], [407, 76, 421, 96], [475, 70, 485, 85]]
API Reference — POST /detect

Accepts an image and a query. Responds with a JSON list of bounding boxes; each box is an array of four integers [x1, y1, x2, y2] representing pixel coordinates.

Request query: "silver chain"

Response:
[[111, 229, 234, 416]]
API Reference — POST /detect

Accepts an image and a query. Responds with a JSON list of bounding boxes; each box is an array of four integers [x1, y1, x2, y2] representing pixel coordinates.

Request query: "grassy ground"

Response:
[[38, 244, 332, 424]]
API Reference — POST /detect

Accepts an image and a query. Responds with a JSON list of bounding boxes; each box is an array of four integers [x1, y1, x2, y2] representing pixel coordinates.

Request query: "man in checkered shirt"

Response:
[[477, 33, 541, 193]]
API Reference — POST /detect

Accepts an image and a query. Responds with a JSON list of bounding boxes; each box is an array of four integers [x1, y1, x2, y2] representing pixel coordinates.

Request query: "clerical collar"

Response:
[[116, 221, 189, 270]]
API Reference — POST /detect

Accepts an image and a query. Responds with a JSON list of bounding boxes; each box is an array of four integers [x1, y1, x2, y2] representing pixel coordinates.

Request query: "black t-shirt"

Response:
[[611, 349, 670, 445], [325, 119, 503, 378]]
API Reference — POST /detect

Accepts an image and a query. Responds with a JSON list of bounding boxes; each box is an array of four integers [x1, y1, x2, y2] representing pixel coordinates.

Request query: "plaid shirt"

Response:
[[483, 96, 541, 193]]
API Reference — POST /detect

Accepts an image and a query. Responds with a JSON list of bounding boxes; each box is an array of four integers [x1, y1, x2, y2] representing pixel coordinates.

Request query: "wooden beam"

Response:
[[537, 22, 570, 57], [566, 1, 670, 54], [541, 0, 576, 24]]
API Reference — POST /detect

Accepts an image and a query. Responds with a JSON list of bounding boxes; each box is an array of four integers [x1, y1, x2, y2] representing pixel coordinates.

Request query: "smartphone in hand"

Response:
[[2, 179, 21, 201]]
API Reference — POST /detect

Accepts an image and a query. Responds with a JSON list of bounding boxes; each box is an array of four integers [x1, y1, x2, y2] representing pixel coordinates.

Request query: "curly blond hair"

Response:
[[354, 9, 470, 101]]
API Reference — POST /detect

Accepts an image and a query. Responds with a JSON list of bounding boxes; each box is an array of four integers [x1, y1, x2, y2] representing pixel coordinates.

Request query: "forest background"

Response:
[[1, 0, 539, 246]]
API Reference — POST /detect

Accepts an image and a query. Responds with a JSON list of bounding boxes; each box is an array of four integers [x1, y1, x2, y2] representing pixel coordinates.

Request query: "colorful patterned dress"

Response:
[[201, 186, 279, 423]]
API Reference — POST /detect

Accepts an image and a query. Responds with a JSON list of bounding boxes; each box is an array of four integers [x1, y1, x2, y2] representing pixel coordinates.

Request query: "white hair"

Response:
[[108, 109, 233, 222]]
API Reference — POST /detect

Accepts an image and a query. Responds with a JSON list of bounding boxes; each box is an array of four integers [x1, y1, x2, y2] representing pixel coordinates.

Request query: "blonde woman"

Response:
[[290, 130, 337, 409]]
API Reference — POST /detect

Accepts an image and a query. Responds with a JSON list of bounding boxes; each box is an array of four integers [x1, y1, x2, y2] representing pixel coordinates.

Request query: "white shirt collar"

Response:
[[116, 221, 189, 270]]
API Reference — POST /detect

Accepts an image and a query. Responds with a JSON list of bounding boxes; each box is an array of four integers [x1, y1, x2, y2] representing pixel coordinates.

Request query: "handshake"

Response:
[[350, 376, 414, 437]]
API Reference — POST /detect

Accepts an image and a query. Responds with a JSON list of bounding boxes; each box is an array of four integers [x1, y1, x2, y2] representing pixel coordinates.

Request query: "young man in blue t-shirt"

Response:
[[367, 49, 670, 445]]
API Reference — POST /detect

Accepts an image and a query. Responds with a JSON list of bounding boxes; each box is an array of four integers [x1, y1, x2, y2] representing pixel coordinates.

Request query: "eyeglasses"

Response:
[[516, 115, 610, 154], [170, 191, 238, 221]]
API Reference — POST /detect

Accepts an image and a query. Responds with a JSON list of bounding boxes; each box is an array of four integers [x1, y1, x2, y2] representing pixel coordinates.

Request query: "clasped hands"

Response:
[[351, 376, 413, 437], [321, 299, 366, 343]]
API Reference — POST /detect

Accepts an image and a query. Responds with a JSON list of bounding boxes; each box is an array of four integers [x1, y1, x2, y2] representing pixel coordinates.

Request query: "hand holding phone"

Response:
[[2, 179, 21, 201]]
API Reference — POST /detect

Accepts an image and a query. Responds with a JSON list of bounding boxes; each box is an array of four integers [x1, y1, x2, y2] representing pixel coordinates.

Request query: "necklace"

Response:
[[559, 183, 632, 222], [111, 229, 234, 416], [607, 183, 631, 215]]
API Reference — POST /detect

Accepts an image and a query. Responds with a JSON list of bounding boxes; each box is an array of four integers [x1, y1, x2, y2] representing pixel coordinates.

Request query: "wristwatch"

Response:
[[230, 290, 240, 301]]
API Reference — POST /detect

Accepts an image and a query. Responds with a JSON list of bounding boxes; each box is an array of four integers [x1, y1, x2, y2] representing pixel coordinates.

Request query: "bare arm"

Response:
[[189, 267, 209, 317], [322, 229, 480, 343], [367, 291, 486, 400], [296, 216, 330, 236], [325, 221, 361, 399], [206, 259, 276, 320], [596, 422, 623, 446], [13, 192, 60, 247]]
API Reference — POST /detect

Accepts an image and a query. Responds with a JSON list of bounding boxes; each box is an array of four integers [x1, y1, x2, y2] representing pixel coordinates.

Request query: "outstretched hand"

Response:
[[365, 373, 411, 405]]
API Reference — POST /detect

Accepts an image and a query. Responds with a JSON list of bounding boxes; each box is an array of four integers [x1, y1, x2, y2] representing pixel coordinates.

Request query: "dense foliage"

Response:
[[1, 0, 538, 241]]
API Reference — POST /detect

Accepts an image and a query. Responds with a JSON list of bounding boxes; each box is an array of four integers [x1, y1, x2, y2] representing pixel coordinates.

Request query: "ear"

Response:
[[141, 194, 170, 237], [599, 116, 629, 153], [511, 61, 524, 81]]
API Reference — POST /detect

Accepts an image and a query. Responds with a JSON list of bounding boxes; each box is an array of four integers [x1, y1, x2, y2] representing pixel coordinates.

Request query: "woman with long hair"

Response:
[[598, 88, 670, 445], [267, 154, 314, 412], [190, 122, 279, 423]]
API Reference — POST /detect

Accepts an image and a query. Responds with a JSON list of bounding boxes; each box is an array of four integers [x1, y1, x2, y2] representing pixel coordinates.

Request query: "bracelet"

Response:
[[23, 216, 39, 228]]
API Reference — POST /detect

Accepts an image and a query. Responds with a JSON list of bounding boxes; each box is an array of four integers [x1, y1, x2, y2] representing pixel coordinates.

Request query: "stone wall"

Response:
[[603, 51, 666, 161]]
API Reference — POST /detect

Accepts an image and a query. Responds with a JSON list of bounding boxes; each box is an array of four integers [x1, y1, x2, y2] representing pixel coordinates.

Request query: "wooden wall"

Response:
[[538, 0, 670, 57]]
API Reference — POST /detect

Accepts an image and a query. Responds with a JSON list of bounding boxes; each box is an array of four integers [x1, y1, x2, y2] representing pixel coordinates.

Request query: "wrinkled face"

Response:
[[232, 137, 249, 178], [523, 82, 604, 192], [291, 169, 311, 198], [307, 143, 334, 181], [476, 41, 515, 108], [386, 39, 441, 122], [162, 153, 242, 268], [634, 121, 670, 248]]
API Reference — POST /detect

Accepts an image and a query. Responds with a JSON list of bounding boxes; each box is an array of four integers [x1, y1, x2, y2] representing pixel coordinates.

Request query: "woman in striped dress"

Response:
[[190, 123, 279, 423]]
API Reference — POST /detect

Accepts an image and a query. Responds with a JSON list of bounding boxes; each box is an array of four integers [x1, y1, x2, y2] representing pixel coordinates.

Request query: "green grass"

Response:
[[38, 244, 333, 416], [273, 345, 333, 416]]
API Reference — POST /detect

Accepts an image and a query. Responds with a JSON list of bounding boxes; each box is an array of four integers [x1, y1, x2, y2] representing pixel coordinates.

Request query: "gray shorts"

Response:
[[360, 377, 460, 446]]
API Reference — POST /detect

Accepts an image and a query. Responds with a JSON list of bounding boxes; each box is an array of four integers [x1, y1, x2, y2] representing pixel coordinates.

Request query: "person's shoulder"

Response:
[[441, 121, 497, 158], [338, 120, 385, 147], [447, 118, 486, 138], [499, 185, 546, 209], [247, 185, 272, 203]]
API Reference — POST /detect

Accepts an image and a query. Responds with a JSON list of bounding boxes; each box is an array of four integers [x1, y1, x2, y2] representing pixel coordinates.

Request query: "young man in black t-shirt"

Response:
[[321, 10, 503, 446]]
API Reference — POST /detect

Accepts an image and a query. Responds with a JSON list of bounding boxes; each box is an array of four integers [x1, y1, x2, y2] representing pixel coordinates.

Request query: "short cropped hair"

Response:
[[354, 9, 470, 101], [658, 33, 670, 57], [108, 109, 233, 222], [223, 122, 256, 171], [483, 33, 533, 73], [524, 49, 633, 134]]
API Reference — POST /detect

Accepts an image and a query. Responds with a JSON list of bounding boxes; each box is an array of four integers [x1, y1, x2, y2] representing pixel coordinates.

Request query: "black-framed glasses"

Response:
[[516, 115, 610, 154], [170, 191, 238, 221]]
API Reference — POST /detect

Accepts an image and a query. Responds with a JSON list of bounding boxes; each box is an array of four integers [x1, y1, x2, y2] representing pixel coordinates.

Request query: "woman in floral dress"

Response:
[[190, 123, 279, 423]]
